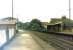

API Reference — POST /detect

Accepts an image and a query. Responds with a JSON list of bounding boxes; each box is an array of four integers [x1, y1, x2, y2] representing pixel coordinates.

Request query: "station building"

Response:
[[0, 17, 17, 49], [47, 16, 73, 32]]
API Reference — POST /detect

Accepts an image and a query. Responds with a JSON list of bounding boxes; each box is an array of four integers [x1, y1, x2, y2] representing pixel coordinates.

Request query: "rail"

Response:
[[33, 31, 73, 50]]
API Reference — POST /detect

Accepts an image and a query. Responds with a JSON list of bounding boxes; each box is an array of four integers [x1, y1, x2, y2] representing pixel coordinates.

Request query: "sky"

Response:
[[0, 0, 73, 22]]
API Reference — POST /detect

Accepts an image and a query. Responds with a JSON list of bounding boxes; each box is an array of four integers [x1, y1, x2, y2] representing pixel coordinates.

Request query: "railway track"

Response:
[[33, 32, 73, 50]]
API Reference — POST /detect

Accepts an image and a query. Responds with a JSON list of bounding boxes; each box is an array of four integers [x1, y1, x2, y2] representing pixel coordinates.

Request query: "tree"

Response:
[[62, 16, 67, 20], [17, 21, 23, 29], [29, 19, 44, 31], [30, 19, 42, 26], [22, 22, 30, 30]]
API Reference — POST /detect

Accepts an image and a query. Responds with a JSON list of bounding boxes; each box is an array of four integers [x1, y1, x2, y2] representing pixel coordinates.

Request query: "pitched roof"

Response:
[[1, 17, 17, 21], [0, 20, 16, 25], [49, 18, 73, 26]]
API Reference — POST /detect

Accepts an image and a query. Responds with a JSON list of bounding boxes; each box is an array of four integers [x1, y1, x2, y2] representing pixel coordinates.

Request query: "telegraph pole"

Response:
[[69, 0, 71, 20], [12, 0, 13, 19]]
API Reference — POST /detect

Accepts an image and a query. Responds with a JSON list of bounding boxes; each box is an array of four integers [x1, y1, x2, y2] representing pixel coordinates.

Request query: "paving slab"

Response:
[[3, 31, 56, 50], [3, 32, 43, 50]]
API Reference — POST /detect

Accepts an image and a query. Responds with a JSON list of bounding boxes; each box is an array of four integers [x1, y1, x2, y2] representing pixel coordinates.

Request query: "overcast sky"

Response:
[[0, 0, 73, 22]]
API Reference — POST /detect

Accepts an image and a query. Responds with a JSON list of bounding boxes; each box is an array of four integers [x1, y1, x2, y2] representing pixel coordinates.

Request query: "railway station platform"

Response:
[[2, 31, 56, 50]]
